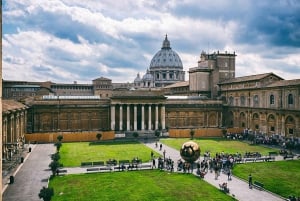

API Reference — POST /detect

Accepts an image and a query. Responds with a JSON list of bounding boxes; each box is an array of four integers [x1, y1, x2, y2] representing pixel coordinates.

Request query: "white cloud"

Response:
[[2, 0, 300, 84]]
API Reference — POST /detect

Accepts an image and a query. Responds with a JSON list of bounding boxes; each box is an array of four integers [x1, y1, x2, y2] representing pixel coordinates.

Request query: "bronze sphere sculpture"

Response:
[[180, 141, 200, 162]]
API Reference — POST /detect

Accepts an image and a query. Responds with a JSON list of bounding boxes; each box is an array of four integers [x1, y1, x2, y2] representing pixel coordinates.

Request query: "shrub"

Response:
[[39, 186, 54, 201], [49, 160, 61, 176], [190, 129, 195, 139], [96, 133, 102, 141], [51, 153, 60, 161], [155, 130, 160, 138], [54, 142, 62, 152], [133, 132, 139, 138], [57, 135, 63, 142]]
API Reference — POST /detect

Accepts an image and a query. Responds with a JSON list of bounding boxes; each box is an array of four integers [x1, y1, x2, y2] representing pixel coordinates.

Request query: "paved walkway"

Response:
[[2, 142, 287, 201], [2, 144, 55, 201]]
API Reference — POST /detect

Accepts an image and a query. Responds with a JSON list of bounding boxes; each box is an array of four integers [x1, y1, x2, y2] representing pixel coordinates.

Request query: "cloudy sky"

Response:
[[2, 0, 300, 84]]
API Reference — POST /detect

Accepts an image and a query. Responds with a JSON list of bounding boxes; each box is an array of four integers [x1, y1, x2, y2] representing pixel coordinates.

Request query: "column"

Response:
[[220, 111, 223, 127], [11, 116, 14, 143], [161, 105, 165, 129], [281, 115, 285, 136], [276, 114, 279, 134], [134, 104, 137, 130], [141, 105, 145, 130], [111, 105, 115, 130], [155, 104, 158, 130], [127, 105, 130, 131], [148, 105, 152, 130], [16, 114, 20, 140], [119, 104, 123, 131]]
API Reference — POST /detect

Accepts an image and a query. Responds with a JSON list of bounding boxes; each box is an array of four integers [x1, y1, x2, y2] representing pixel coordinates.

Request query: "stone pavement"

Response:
[[2, 144, 55, 201], [2, 141, 287, 201]]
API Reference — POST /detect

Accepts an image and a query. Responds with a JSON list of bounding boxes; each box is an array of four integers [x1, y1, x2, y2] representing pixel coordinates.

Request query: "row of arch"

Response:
[[227, 111, 297, 135]]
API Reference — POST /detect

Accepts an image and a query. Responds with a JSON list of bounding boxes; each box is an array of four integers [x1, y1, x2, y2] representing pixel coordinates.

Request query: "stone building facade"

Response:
[[219, 73, 300, 136], [2, 100, 27, 161]]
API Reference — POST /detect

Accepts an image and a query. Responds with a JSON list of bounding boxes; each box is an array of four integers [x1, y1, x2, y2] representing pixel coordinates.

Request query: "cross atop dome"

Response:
[[162, 34, 171, 49]]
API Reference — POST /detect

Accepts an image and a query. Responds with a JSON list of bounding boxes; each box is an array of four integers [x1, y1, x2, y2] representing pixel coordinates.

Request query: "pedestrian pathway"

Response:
[[143, 141, 285, 201], [2, 144, 55, 201]]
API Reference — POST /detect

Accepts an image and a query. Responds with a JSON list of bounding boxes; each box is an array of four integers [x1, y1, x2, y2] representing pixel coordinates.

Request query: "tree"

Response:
[[39, 186, 54, 201], [51, 152, 60, 161], [49, 160, 60, 176], [190, 129, 195, 139], [57, 135, 63, 142], [96, 133, 102, 141], [54, 141, 62, 152]]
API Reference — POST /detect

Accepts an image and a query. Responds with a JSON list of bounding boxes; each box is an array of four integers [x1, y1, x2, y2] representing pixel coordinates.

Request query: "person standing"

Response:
[[227, 169, 232, 181], [248, 174, 253, 188], [152, 158, 156, 169]]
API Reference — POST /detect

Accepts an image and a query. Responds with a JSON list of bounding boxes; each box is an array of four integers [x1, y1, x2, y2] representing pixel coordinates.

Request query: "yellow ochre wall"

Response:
[[25, 131, 115, 143], [168, 128, 244, 138]]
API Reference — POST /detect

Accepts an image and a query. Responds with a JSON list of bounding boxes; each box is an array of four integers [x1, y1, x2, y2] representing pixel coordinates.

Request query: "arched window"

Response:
[[240, 96, 245, 106], [270, 94, 275, 105], [253, 113, 259, 119], [229, 96, 234, 105], [253, 95, 259, 106], [288, 94, 294, 105]]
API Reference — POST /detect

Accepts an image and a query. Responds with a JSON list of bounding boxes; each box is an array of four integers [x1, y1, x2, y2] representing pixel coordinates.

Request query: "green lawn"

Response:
[[232, 160, 300, 198], [160, 138, 278, 156], [49, 170, 235, 201], [59, 141, 161, 167]]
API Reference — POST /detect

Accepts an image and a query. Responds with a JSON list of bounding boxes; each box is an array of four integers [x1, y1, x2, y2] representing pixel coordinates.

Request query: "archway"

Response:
[[267, 114, 276, 134], [285, 116, 295, 136], [239, 112, 246, 128]]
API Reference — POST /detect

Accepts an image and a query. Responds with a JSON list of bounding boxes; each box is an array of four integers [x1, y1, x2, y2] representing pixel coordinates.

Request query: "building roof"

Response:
[[42, 95, 100, 100], [219, 73, 283, 85], [111, 90, 165, 99], [92, 77, 112, 81], [265, 79, 300, 88], [2, 100, 27, 112], [164, 81, 189, 89]]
